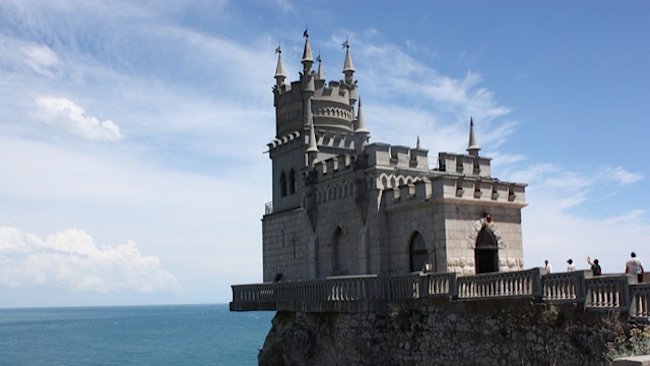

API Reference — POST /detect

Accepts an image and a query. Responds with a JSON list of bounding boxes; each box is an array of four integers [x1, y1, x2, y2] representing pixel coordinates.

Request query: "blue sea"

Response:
[[0, 304, 273, 366]]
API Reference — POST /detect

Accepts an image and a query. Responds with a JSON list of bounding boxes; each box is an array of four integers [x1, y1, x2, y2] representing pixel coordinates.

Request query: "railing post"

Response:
[[449, 272, 459, 299], [531, 267, 543, 303]]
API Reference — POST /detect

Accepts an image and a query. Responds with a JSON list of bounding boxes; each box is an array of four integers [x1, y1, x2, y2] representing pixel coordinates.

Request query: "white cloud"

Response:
[[0, 227, 180, 294], [34, 96, 123, 141], [21, 43, 59, 76]]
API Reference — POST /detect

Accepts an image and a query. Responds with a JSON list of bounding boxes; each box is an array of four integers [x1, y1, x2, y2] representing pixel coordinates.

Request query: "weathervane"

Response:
[[342, 37, 349, 49]]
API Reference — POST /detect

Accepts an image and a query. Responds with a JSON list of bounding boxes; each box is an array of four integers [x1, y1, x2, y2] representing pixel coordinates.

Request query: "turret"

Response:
[[342, 40, 355, 85], [306, 118, 319, 169], [301, 29, 314, 74], [316, 54, 325, 80], [354, 98, 369, 154], [274, 45, 286, 90], [467, 117, 481, 157]]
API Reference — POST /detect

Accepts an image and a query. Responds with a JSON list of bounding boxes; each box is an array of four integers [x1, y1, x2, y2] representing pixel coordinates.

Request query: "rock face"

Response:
[[259, 299, 650, 366]]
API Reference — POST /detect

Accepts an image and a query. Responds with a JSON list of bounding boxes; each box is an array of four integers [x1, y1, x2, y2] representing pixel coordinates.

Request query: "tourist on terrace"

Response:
[[542, 260, 552, 275], [625, 252, 644, 283], [566, 259, 575, 272], [587, 257, 601, 276]]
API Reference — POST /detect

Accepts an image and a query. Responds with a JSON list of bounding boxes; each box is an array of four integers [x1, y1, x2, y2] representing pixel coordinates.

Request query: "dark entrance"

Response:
[[475, 227, 499, 273]]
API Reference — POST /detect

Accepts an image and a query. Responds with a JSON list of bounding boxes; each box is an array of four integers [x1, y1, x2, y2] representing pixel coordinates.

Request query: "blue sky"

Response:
[[1, 0, 648, 308]]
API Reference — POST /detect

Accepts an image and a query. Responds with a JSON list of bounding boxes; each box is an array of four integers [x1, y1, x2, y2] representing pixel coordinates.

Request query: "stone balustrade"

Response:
[[230, 269, 647, 319], [630, 283, 650, 318], [542, 270, 588, 303], [457, 268, 541, 299], [585, 275, 634, 311]]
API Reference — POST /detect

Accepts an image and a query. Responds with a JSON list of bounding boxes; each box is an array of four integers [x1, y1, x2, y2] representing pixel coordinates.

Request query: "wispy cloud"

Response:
[[34, 96, 123, 141], [600, 166, 644, 185], [20, 43, 59, 77], [0, 227, 180, 293]]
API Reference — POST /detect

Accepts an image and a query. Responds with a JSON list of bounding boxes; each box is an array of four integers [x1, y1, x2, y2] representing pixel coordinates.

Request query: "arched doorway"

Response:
[[475, 227, 499, 273], [409, 232, 428, 272]]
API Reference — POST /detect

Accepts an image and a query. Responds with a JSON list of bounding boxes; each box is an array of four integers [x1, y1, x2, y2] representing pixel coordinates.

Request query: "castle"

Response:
[[262, 32, 528, 283]]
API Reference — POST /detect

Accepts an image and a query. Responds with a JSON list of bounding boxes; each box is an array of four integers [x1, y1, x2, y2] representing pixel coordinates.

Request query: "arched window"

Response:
[[280, 172, 287, 197], [332, 227, 343, 274], [289, 169, 296, 194], [409, 232, 428, 272], [475, 227, 499, 273]]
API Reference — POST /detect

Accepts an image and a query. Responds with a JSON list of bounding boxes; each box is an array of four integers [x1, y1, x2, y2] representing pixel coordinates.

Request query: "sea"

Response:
[[0, 304, 274, 366]]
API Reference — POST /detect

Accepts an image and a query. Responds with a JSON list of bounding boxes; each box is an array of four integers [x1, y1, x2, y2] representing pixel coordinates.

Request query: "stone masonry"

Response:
[[263, 32, 527, 282]]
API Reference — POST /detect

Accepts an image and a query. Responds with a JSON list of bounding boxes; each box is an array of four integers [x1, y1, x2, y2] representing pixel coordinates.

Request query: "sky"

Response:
[[1, 0, 649, 308]]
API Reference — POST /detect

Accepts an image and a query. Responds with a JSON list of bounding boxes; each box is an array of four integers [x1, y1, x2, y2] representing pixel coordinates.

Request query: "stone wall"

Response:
[[259, 298, 650, 366]]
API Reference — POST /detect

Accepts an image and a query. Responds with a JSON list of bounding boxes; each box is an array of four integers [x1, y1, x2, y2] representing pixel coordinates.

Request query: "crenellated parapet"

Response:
[[437, 152, 491, 177], [274, 80, 355, 137], [312, 154, 356, 180], [381, 174, 526, 209], [366, 143, 429, 171]]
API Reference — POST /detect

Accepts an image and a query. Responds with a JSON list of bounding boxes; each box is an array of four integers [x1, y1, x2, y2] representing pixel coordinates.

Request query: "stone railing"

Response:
[[457, 268, 542, 299], [542, 270, 588, 303], [231, 269, 645, 318], [629, 283, 650, 318], [585, 275, 634, 311]]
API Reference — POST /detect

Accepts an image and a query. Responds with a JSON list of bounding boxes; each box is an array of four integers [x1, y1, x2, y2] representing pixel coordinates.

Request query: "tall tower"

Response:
[[268, 32, 365, 214]]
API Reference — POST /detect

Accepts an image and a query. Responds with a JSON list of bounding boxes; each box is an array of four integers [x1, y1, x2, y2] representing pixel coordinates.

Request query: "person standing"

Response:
[[542, 260, 552, 275], [587, 257, 601, 276], [566, 259, 575, 272], [625, 252, 644, 283]]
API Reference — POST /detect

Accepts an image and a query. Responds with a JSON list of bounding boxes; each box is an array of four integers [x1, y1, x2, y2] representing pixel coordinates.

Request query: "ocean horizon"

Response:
[[0, 303, 273, 365]]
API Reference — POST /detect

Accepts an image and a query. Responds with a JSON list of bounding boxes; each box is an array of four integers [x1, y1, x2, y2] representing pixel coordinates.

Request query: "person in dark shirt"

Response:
[[587, 257, 601, 276]]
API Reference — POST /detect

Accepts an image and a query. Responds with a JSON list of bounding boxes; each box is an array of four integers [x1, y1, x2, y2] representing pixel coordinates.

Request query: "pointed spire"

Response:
[[316, 53, 325, 80], [467, 117, 481, 156], [274, 45, 286, 82], [306, 118, 318, 153], [342, 39, 355, 73], [355, 97, 368, 133], [416, 136, 421, 150], [301, 28, 313, 70]]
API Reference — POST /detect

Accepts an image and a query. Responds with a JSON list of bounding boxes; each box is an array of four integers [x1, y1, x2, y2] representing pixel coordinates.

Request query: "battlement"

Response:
[[366, 143, 430, 171], [437, 152, 491, 177], [313, 154, 356, 179], [382, 175, 527, 209], [274, 75, 355, 137]]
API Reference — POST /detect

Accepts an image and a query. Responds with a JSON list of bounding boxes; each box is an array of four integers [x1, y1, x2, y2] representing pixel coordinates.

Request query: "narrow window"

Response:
[[289, 169, 296, 194], [280, 172, 287, 197]]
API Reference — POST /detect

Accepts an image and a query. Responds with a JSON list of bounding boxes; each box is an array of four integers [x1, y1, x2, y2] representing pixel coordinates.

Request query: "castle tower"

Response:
[[262, 33, 526, 282]]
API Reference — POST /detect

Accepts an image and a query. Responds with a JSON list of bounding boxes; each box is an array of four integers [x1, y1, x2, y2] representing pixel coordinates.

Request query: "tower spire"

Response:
[[355, 97, 368, 133], [301, 28, 313, 73], [274, 44, 286, 88], [466, 117, 481, 156], [306, 118, 318, 168], [316, 53, 324, 80], [342, 39, 355, 84]]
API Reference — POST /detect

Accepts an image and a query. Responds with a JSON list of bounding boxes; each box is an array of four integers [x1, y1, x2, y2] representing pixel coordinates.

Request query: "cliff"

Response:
[[259, 298, 650, 366]]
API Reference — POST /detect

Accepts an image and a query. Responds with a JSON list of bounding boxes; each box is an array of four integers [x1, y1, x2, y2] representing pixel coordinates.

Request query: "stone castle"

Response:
[[262, 31, 528, 282]]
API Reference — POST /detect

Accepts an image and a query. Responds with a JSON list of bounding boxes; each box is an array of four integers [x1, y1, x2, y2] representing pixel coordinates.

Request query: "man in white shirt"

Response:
[[542, 259, 552, 275], [625, 252, 644, 283]]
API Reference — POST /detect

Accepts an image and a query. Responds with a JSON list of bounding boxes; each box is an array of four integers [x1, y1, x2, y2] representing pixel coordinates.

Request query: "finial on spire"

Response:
[[467, 117, 481, 156]]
